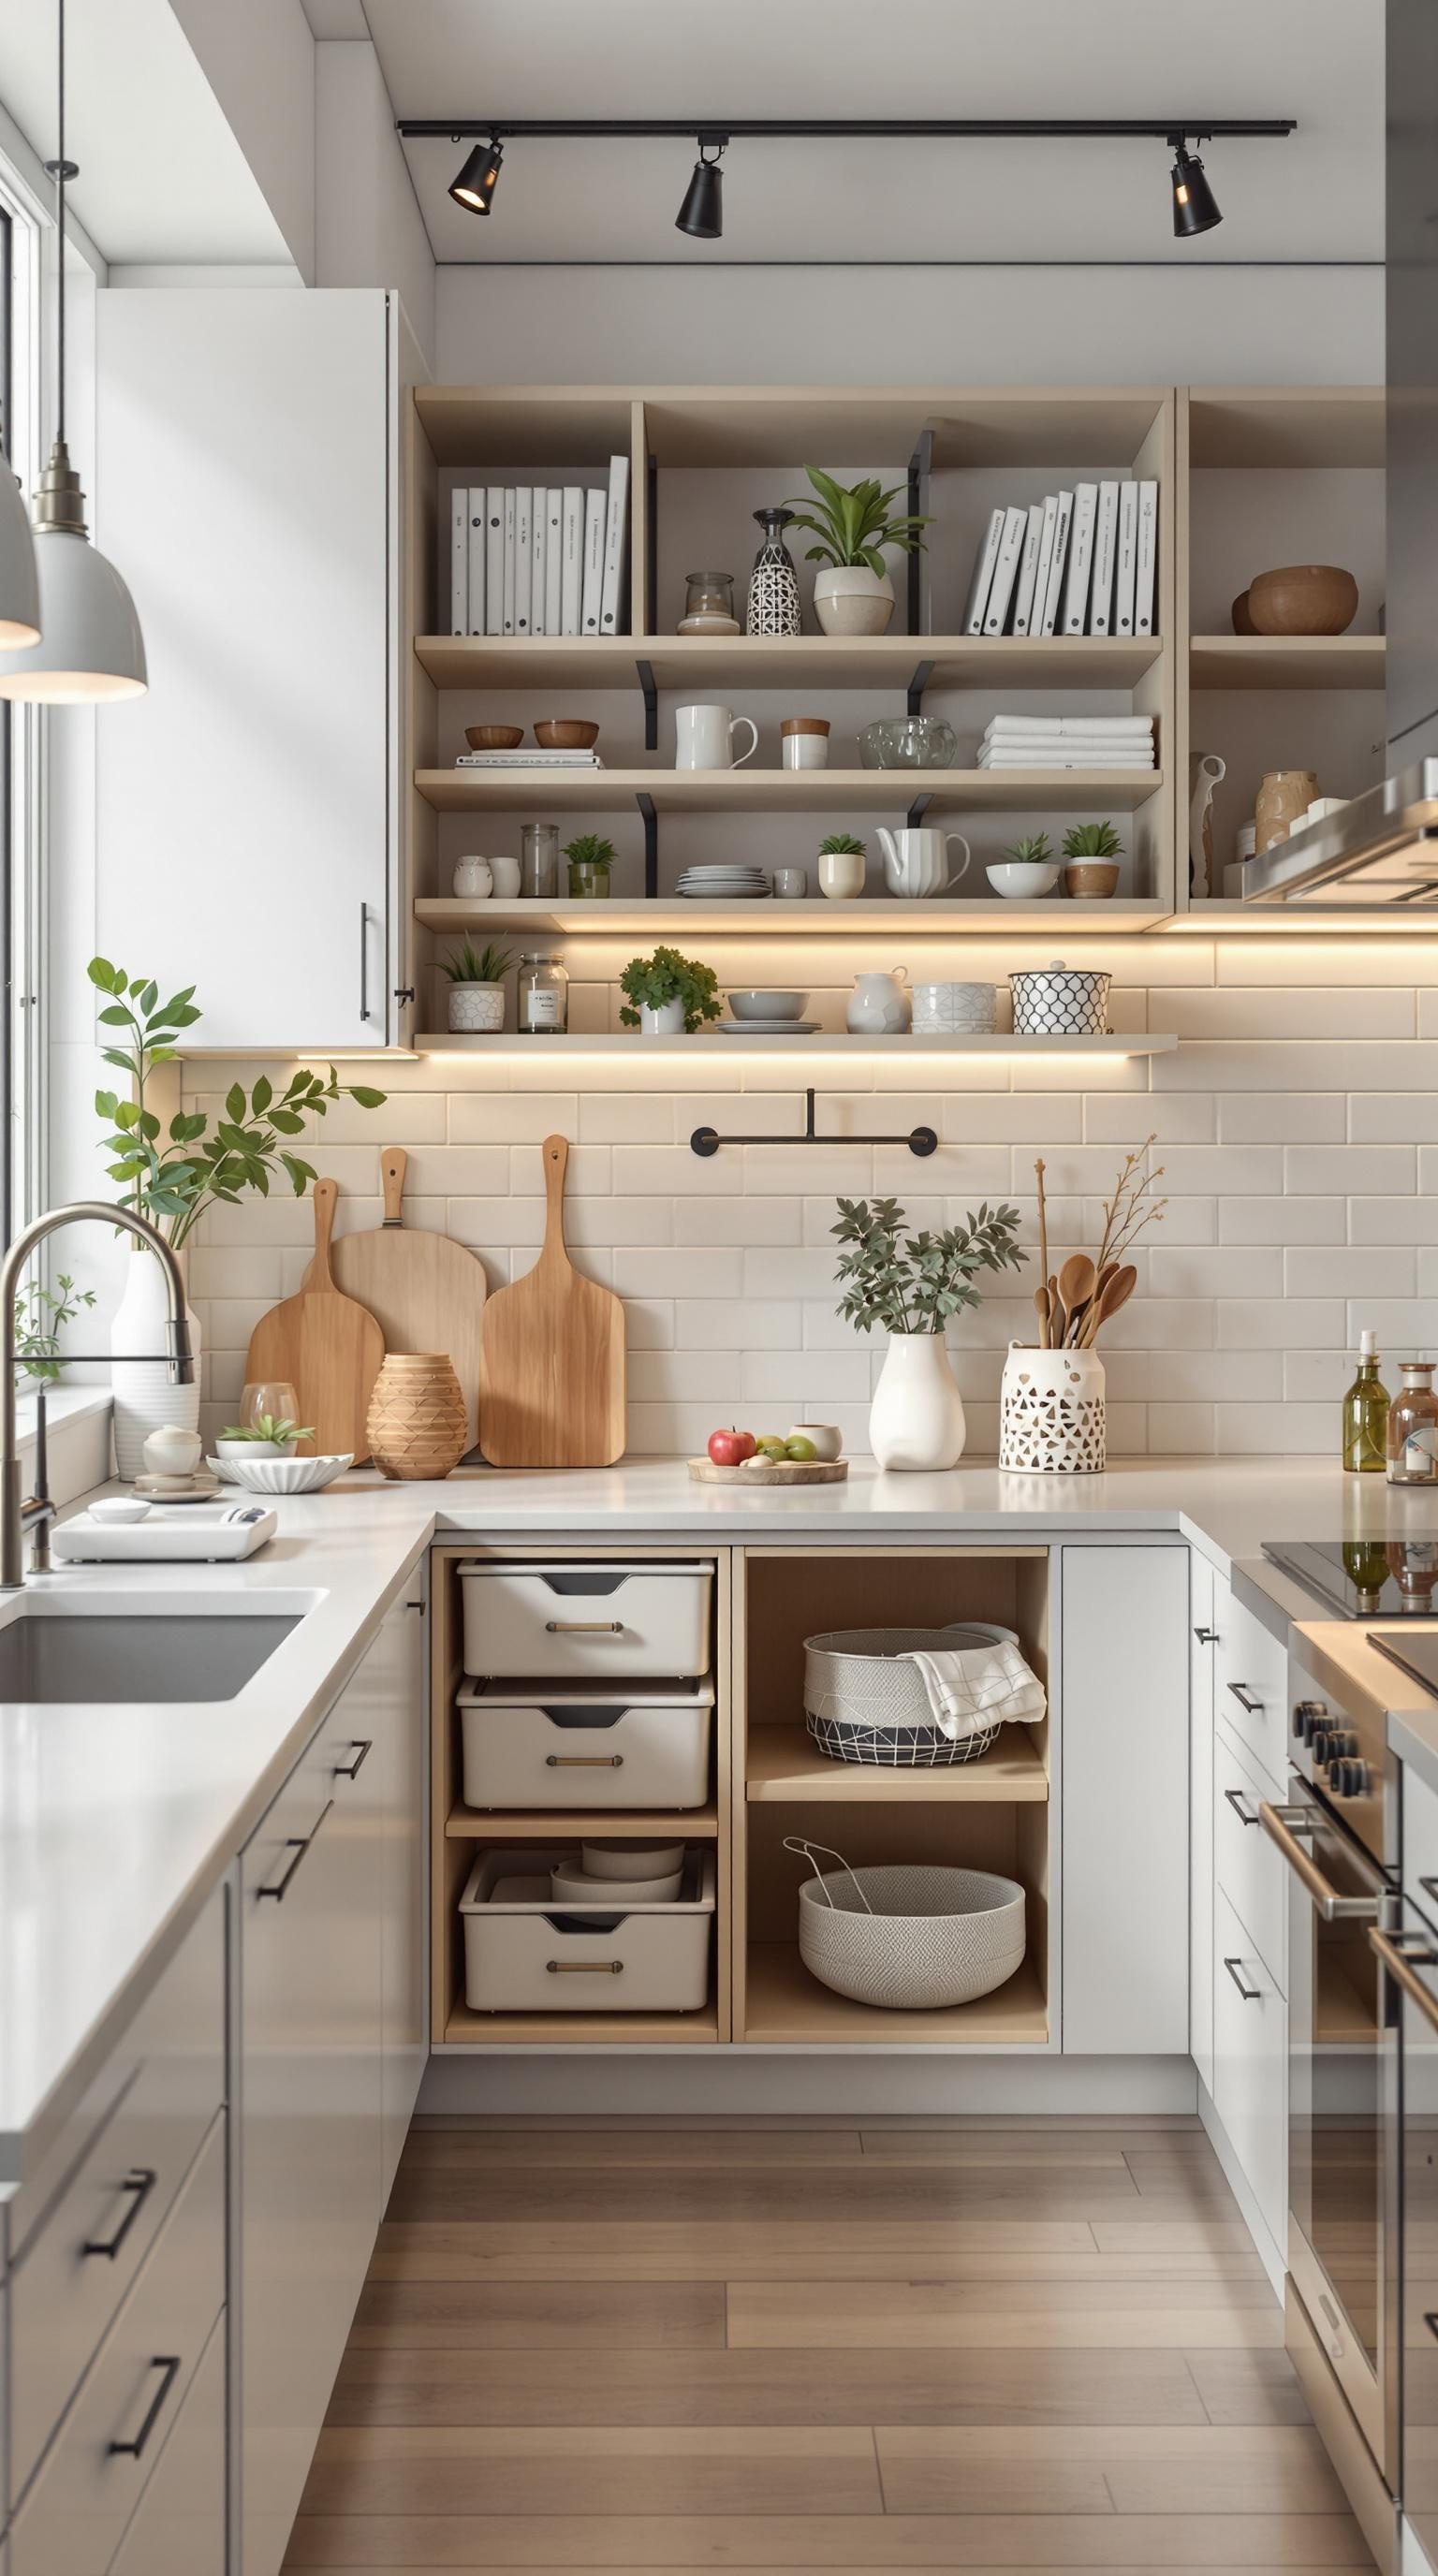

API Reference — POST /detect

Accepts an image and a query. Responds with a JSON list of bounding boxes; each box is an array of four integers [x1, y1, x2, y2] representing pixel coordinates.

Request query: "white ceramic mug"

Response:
[[674, 703, 758, 769], [771, 866, 808, 899], [880, 827, 971, 899], [488, 854, 521, 897], [781, 719, 829, 771], [452, 856, 492, 899]]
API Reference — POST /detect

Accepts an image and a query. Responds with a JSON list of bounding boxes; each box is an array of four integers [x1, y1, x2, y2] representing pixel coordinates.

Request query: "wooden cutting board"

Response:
[[688, 1456, 847, 1485], [478, 1134, 625, 1467], [312, 1147, 487, 1454], [245, 1178, 384, 1461]]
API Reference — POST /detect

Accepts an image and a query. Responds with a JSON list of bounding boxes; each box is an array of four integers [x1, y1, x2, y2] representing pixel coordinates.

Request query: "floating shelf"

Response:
[[415, 896, 1169, 938], [415, 766, 1166, 817], [746, 1725, 1048, 1805], [445, 1802, 719, 1839], [741, 1945, 1048, 2047], [1189, 635, 1385, 692], [414, 1032, 1179, 1059], [415, 633, 1163, 693]]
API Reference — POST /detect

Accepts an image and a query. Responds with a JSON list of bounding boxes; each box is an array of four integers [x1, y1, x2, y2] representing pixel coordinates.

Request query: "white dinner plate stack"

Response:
[[676, 864, 770, 900]]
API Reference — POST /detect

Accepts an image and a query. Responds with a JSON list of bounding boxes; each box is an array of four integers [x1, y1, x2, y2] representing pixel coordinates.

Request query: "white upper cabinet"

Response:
[[94, 287, 401, 1050]]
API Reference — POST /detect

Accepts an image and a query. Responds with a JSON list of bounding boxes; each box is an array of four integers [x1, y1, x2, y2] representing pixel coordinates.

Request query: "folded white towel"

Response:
[[987, 713, 1154, 739], [977, 751, 1155, 770], [980, 734, 1153, 754], [901, 1640, 1048, 1742]]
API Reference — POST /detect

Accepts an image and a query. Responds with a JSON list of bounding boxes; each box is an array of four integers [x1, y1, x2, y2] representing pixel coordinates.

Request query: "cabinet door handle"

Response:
[[333, 1739, 372, 1779], [1226, 1682, 1263, 1715], [544, 1619, 624, 1633], [547, 1958, 624, 1975], [109, 2355, 181, 2459], [546, 1753, 624, 1767], [83, 2167, 156, 2261], [1194, 1626, 1219, 1643], [359, 901, 373, 1022], [257, 1801, 332, 1900], [1224, 1788, 1261, 1826], [1223, 1954, 1263, 2001]]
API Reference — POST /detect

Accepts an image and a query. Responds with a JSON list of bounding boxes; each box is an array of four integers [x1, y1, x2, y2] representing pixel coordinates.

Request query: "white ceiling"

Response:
[[0, 0, 292, 267], [369, 0, 1384, 268]]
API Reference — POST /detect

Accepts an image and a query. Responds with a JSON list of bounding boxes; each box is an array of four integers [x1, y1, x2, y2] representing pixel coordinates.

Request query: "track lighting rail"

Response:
[[399, 119, 1298, 141]]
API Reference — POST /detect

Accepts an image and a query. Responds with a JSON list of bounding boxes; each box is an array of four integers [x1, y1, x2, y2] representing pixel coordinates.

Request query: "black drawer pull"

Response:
[[1194, 1626, 1219, 1643], [1224, 1789, 1261, 1827], [545, 1618, 624, 1633], [547, 1958, 624, 1974], [1224, 1955, 1263, 2001], [83, 2168, 156, 2261], [257, 1802, 332, 1900], [1226, 1682, 1263, 1715], [546, 1753, 624, 1768], [110, 2355, 181, 2459], [332, 1739, 372, 1780]]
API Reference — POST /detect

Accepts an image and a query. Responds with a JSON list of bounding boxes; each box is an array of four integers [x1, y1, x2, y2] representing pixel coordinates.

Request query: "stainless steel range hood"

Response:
[[1245, 0, 1438, 905]]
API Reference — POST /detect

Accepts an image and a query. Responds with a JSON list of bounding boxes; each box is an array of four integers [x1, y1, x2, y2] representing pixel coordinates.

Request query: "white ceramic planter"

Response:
[[110, 1242, 202, 1481], [869, 1331, 966, 1471], [638, 997, 687, 1035], [448, 982, 506, 1033], [1000, 1342, 1107, 1472], [814, 564, 894, 637]]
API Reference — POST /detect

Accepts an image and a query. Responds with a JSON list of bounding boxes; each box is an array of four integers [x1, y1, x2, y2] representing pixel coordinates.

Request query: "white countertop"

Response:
[[7, 1451, 1438, 2180]]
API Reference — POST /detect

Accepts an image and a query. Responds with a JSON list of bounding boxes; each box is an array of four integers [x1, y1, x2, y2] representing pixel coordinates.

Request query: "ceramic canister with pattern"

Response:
[[1000, 1342, 1107, 1473], [1008, 959, 1110, 1037]]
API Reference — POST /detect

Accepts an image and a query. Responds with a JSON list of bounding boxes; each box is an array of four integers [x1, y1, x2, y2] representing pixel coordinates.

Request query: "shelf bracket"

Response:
[[905, 790, 932, 829], [905, 657, 934, 718], [636, 658, 658, 752], [906, 427, 933, 636], [691, 1086, 938, 1160], [637, 790, 658, 897]]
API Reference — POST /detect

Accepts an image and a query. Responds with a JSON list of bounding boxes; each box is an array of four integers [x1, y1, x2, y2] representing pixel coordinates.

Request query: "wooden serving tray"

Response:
[[687, 1456, 848, 1486]]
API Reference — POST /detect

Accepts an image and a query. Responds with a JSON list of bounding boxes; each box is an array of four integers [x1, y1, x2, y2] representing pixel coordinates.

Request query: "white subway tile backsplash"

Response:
[[1285, 1248, 1416, 1297], [1350, 1096, 1438, 1143], [1217, 1093, 1346, 1144], [449, 1093, 580, 1141], [1151, 1248, 1284, 1298], [1165, 989, 1416, 1039], [1219, 1196, 1344, 1246], [673, 1195, 801, 1246], [677, 1299, 802, 1349], [1083, 1094, 1216, 1142], [1284, 1145, 1417, 1194], [1349, 1197, 1438, 1246], [1217, 1300, 1346, 1348]]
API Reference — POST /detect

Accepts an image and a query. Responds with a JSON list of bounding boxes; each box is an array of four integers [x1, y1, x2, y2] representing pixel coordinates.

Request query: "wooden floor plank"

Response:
[[301, 2423, 884, 2516], [727, 2276, 1283, 2349], [383, 2164, 1145, 2227], [404, 2130, 866, 2165], [349, 2278, 725, 2349], [877, 2424, 1347, 2514], [1185, 2349, 1320, 2427], [371, 2218, 1104, 2281]]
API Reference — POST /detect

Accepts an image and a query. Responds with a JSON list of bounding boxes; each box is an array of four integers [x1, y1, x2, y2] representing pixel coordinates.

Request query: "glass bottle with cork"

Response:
[[1342, 1328, 1389, 1472], [1387, 1358, 1438, 1486]]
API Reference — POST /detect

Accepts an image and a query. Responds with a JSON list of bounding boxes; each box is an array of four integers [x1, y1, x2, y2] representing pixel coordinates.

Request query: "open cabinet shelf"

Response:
[[446, 1801, 720, 1839], [416, 633, 1164, 692], [443, 1999, 722, 2047], [746, 1723, 1048, 1804], [415, 766, 1167, 817], [742, 1943, 1048, 2046]]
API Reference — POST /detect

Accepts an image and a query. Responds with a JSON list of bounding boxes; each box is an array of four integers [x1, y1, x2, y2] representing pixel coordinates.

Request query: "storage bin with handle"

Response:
[[803, 1621, 1031, 1766], [458, 1678, 714, 1809], [460, 1560, 713, 1678], [460, 1846, 715, 2012], [784, 1837, 1025, 2009]]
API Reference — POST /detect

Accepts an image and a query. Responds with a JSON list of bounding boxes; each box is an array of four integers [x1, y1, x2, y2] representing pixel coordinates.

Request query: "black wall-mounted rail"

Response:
[[400, 118, 1299, 141], [691, 1086, 937, 1159]]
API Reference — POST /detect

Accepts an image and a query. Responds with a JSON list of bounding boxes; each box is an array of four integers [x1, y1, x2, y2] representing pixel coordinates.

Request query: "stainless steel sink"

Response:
[[0, 1591, 317, 1704]]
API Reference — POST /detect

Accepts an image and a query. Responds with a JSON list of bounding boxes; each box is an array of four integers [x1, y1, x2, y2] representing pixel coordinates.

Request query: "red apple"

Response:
[[707, 1426, 756, 1467]]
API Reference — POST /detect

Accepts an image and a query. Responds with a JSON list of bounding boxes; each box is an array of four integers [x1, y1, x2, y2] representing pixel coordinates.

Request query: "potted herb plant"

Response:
[[443, 938, 514, 1033], [619, 945, 721, 1036], [564, 831, 617, 899], [817, 831, 868, 900], [832, 1193, 1025, 1470], [785, 467, 931, 637], [1061, 818, 1124, 900], [12, 1275, 96, 1383]]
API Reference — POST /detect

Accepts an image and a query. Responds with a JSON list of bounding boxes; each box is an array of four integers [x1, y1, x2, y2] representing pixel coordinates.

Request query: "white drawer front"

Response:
[[1213, 1720, 1287, 1997], [461, 1561, 713, 1679], [8, 1890, 224, 2505], [461, 1847, 716, 2013], [1215, 1586, 1288, 1784], [9, 2118, 225, 2576], [1212, 1885, 1288, 2261], [459, 1687, 713, 1809], [109, 2311, 225, 2576]]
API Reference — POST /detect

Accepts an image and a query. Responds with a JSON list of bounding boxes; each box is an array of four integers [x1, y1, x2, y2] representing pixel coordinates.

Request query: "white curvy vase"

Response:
[[869, 1331, 966, 1471], [814, 564, 894, 637], [110, 1242, 202, 1481], [1000, 1341, 1107, 1473]]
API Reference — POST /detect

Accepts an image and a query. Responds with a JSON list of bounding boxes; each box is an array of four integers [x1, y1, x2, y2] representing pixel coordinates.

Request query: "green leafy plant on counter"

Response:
[[1062, 820, 1124, 859], [12, 1274, 96, 1382], [818, 831, 867, 857], [87, 957, 387, 1251], [832, 1194, 1026, 1337], [219, 1413, 314, 1445], [618, 945, 722, 1033], [442, 939, 514, 985], [1003, 831, 1054, 865], [784, 468, 931, 572]]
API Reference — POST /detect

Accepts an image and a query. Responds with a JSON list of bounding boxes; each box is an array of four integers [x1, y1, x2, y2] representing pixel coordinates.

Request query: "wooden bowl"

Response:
[[1246, 564, 1358, 637], [1231, 590, 1255, 636], [534, 718, 600, 750], [465, 724, 523, 751]]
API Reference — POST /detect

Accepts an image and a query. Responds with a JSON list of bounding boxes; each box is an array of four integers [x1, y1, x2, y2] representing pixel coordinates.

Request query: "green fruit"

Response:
[[785, 1435, 816, 1462], [757, 1436, 787, 1460]]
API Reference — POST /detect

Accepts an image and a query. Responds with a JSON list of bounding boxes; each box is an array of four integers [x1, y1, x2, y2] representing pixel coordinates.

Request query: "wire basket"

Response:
[[803, 1621, 1017, 1768], [784, 1837, 1026, 2009]]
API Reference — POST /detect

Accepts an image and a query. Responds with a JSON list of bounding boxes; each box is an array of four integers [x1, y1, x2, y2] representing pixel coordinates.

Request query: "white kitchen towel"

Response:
[[980, 732, 1153, 753], [987, 712, 1153, 739], [977, 750, 1155, 770], [901, 1639, 1048, 1741]]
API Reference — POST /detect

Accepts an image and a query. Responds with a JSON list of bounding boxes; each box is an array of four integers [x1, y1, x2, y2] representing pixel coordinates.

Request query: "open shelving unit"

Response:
[[413, 1030, 1178, 1058]]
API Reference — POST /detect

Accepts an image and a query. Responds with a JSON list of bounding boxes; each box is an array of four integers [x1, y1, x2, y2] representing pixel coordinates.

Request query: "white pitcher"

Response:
[[876, 825, 972, 898], [846, 967, 910, 1034]]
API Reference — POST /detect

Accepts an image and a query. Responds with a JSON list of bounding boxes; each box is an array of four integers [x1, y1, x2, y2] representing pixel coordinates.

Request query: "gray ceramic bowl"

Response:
[[727, 989, 808, 1020]]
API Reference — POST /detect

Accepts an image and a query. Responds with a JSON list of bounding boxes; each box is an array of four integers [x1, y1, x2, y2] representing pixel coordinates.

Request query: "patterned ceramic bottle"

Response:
[[746, 507, 801, 637]]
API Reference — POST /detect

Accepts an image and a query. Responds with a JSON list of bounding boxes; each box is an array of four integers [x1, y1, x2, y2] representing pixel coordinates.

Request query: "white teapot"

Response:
[[846, 967, 910, 1035]]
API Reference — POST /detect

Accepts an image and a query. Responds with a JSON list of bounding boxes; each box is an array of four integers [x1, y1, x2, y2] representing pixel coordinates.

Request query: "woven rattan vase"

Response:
[[366, 1353, 468, 1481]]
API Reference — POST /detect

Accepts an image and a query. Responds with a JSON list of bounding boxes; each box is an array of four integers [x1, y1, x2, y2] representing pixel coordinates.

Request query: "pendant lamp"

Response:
[[0, 460, 39, 649], [0, 0, 145, 703]]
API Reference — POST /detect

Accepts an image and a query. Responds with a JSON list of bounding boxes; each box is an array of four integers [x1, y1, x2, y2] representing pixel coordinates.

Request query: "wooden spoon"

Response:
[[1048, 1273, 1065, 1345], [1081, 1263, 1137, 1347], [1033, 1282, 1051, 1349], [1056, 1253, 1095, 1346]]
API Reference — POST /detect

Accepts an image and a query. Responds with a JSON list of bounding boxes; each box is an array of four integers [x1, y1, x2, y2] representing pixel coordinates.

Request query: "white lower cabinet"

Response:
[[374, 1588, 428, 2207], [1190, 1554, 1217, 2096], [1211, 1881, 1288, 2259], [109, 2315, 226, 2576]]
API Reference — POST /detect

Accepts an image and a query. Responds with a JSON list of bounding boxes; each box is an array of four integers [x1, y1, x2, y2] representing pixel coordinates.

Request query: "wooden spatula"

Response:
[[244, 1178, 384, 1459], [1080, 1262, 1137, 1347], [478, 1134, 625, 1467]]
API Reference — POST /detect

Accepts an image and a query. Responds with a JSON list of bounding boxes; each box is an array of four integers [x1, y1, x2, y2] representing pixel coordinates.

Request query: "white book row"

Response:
[[448, 457, 629, 639], [960, 482, 1158, 642]]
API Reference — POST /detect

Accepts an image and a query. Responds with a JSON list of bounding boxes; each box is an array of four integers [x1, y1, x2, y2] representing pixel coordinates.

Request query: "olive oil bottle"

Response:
[[1343, 1329, 1389, 1473]]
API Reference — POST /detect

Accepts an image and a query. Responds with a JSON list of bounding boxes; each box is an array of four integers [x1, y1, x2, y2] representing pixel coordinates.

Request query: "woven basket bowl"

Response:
[[366, 1353, 468, 1481], [797, 1862, 1026, 2009]]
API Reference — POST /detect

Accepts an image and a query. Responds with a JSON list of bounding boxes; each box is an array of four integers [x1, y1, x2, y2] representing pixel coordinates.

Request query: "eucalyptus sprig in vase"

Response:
[[832, 1193, 1025, 1470]]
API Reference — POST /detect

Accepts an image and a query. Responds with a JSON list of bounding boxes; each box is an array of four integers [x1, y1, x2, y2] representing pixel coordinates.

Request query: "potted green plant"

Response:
[[442, 938, 515, 1032], [11, 1275, 96, 1383], [1061, 819, 1124, 900], [832, 1193, 1025, 1470], [817, 830, 868, 900], [619, 945, 721, 1036], [564, 831, 617, 899], [990, 830, 1059, 900], [785, 467, 931, 637], [215, 1411, 315, 1462]]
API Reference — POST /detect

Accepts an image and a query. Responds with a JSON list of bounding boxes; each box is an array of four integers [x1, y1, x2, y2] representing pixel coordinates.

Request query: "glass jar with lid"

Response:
[[517, 951, 568, 1035], [521, 822, 559, 899], [679, 571, 740, 637], [1387, 1360, 1438, 1485]]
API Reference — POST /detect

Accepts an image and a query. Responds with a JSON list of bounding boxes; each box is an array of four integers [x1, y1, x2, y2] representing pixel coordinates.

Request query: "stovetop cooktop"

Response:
[[1264, 1538, 1438, 1620], [1371, 1630, 1438, 1695]]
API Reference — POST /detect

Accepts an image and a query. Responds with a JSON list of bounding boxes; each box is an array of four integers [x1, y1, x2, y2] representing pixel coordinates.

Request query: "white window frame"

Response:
[[0, 141, 45, 1244]]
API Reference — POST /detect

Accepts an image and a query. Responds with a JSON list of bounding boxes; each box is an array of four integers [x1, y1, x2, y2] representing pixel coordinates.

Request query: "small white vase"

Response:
[[814, 564, 895, 637], [846, 968, 910, 1034], [639, 998, 686, 1035], [110, 1242, 202, 1482], [452, 856, 493, 899], [448, 982, 505, 1032], [1000, 1341, 1107, 1473], [869, 1330, 966, 1471]]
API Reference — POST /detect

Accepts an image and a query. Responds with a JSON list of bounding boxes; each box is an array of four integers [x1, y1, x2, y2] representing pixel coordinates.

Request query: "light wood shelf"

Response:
[[445, 1802, 719, 1839], [415, 633, 1163, 693], [414, 896, 1169, 938], [1190, 635, 1385, 692], [1185, 386, 1385, 469], [416, 765, 1166, 817], [443, 1999, 721, 2047], [741, 1944, 1048, 2046], [414, 1031, 1179, 1059], [746, 1724, 1048, 1804]]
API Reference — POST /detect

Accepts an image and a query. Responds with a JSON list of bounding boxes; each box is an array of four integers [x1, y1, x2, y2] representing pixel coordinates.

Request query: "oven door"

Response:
[[1262, 1779, 1395, 2479], [1372, 1905, 1438, 2543]]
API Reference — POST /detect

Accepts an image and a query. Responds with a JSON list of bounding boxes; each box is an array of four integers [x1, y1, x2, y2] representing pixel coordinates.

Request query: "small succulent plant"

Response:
[[443, 940, 514, 985], [1062, 820, 1124, 859], [818, 832, 867, 856], [220, 1413, 315, 1445], [1003, 831, 1054, 865]]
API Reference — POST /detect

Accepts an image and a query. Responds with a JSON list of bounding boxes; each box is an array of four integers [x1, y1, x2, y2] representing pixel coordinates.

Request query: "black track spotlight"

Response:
[[450, 135, 504, 214], [676, 137, 726, 240], [1169, 136, 1221, 237]]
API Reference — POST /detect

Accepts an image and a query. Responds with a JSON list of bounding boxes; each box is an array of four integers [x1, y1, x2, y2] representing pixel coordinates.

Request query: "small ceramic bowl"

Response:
[[1247, 563, 1359, 637], [214, 1435, 296, 1461], [726, 989, 808, 1020], [1231, 589, 1255, 636], [580, 1839, 685, 1880], [90, 1495, 153, 1524], [550, 1862, 683, 1906], [987, 861, 1059, 899], [786, 1422, 843, 1460], [209, 1453, 353, 1494], [534, 718, 600, 750], [465, 724, 524, 751], [1063, 860, 1121, 900]]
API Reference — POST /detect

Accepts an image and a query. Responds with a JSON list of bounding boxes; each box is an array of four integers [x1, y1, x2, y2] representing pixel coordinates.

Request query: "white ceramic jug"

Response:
[[846, 967, 910, 1034], [875, 826, 972, 898]]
